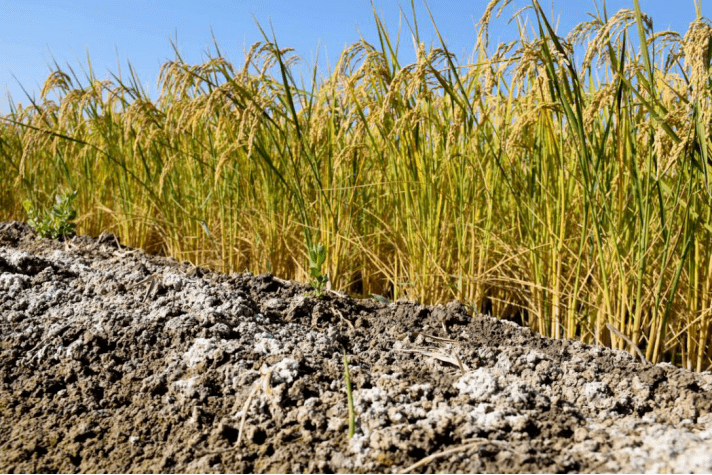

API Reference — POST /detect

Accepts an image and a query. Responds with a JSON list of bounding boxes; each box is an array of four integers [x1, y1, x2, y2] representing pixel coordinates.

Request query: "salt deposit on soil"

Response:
[[1, 220, 712, 473]]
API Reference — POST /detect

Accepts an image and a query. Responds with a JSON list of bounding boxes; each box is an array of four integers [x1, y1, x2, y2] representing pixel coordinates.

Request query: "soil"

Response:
[[1, 221, 712, 473]]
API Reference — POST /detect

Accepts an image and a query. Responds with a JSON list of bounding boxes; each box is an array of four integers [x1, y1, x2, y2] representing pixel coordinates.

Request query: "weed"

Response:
[[342, 350, 355, 438], [370, 294, 391, 305], [308, 243, 329, 298], [23, 190, 78, 240]]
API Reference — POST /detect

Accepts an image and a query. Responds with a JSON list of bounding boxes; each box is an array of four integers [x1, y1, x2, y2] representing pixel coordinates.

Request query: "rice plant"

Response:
[[2, 0, 712, 370]]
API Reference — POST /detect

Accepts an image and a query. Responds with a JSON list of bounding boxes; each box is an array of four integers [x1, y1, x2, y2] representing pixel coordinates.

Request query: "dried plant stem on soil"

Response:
[[195, 367, 272, 459], [402, 438, 501, 474], [422, 333, 465, 345], [396, 348, 469, 375], [236, 369, 270, 447], [605, 323, 651, 366], [197, 368, 272, 458], [333, 307, 355, 330]]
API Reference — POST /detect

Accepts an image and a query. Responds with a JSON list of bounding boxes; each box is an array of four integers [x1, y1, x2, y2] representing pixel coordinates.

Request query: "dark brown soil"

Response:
[[1, 221, 712, 473]]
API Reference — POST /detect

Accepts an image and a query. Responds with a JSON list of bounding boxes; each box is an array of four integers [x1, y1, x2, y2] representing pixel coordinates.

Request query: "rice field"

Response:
[[2, 0, 712, 370]]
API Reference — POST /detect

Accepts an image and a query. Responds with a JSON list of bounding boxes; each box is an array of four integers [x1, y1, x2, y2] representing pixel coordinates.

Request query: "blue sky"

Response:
[[1, 1, 708, 114]]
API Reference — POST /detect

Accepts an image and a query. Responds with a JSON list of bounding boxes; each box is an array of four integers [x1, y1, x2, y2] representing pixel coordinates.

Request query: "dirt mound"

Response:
[[1, 221, 712, 473]]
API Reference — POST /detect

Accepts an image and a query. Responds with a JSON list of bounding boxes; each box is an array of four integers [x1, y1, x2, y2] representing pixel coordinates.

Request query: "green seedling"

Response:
[[308, 243, 329, 298], [23, 190, 78, 240], [370, 293, 391, 304], [343, 350, 355, 438]]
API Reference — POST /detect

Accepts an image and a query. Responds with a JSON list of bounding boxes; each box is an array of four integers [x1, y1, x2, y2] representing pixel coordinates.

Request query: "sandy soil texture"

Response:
[[1, 220, 712, 473]]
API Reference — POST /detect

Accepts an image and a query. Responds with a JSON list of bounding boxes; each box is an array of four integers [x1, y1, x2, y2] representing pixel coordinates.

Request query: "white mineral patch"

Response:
[[495, 353, 513, 373], [270, 358, 298, 385], [525, 351, 545, 365], [263, 298, 283, 309], [580, 420, 712, 473], [456, 368, 500, 401], [162, 273, 184, 290], [408, 382, 432, 399], [253, 334, 283, 354], [1, 249, 31, 266], [357, 386, 389, 405], [506, 381, 535, 405], [583, 381, 609, 400], [173, 376, 200, 398], [469, 403, 509, 431], [184, 338, 215, 368], [0, 273, 29, 296]]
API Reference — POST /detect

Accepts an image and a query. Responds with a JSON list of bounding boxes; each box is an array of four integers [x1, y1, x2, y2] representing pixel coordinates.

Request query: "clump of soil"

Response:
[[1, 220, 712, 473]]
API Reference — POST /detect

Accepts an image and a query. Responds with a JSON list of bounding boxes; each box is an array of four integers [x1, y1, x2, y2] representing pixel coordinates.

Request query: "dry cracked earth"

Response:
[[1, 220, 712, 473]]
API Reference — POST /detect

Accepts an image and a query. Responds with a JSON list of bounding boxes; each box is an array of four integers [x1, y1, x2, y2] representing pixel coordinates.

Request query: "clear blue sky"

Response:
[[1, 1, 707, 114]]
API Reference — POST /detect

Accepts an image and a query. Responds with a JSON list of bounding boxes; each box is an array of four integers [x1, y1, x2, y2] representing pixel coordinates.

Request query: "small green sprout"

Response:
[[23, 190, 78, 240], [343, 350, 355, 438], [370, 293, 391, 304], [307, 242, 329, 298]]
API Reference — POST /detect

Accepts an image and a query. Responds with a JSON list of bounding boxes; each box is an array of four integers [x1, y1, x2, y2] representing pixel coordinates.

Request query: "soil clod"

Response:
[[1, 221, 712, 473]]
